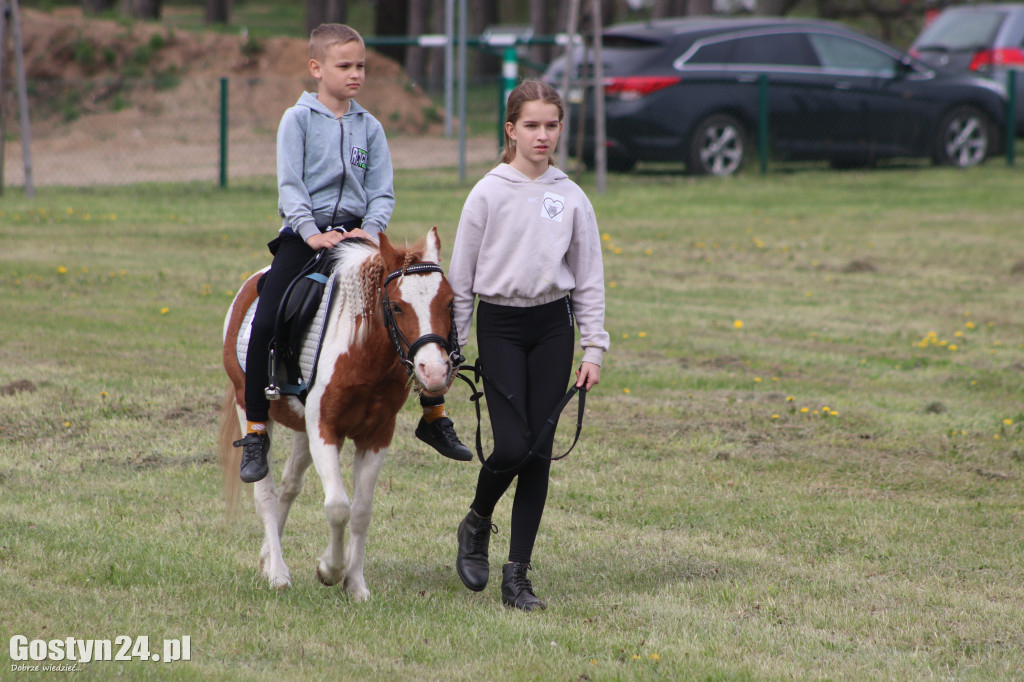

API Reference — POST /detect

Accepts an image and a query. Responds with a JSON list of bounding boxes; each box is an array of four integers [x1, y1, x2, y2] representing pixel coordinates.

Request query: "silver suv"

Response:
[[911, 3, 1024, 135]]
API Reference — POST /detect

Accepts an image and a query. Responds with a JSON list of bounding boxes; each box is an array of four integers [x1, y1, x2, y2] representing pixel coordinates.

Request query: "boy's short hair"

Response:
[[309, 24, 364, 60]]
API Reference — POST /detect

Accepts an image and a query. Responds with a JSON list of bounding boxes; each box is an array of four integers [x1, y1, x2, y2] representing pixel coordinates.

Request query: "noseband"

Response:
[[381, 263, 463, 384]]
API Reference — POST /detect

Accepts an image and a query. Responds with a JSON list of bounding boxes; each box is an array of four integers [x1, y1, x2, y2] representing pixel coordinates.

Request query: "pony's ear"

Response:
[[378, 231, 401, 271], [423, 226, 442, 264]]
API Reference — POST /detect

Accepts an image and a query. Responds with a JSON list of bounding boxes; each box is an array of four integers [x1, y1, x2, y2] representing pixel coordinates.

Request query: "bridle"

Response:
[[380, 262, 464, 386]]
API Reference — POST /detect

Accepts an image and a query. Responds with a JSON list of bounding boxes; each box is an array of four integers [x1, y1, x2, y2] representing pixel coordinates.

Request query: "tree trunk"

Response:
[[131, 0, 163, 20], [527, 0, 549, 70], [427, 0, 445, 88], [375, 0, 409, 64], [406, 0, 431, 82], [82, 0, 118, 15], [473, 0, 499, 79], [206, 0, 231, 24]]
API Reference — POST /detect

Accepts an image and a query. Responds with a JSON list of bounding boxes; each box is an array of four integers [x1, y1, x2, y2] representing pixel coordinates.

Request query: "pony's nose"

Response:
[[416, 350, 451, 394]]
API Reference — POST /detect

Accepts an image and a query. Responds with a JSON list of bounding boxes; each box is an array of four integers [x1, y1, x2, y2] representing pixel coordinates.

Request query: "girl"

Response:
[[447, 80, 609, 610]]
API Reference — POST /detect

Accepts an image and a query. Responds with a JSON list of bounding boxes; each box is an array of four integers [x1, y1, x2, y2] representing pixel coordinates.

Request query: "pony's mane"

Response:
[[325, 237, 428, 340]]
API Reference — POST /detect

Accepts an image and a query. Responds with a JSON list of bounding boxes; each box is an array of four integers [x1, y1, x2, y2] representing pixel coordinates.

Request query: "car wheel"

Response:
[[933, 106, 995, 168], [688, 114, 747, 176]]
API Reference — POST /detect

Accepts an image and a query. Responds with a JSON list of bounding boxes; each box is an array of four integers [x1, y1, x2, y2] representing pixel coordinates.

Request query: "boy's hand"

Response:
[[305, 231, 345, 251], [342, 227, 373, 241]]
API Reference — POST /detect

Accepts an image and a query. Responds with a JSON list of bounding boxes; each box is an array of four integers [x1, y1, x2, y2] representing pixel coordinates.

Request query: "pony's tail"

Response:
[[217, 385, 245, 519]]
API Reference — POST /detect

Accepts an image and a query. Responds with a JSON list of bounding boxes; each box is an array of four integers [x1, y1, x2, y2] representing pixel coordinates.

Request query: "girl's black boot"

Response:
[[501, 562, 546, 611]]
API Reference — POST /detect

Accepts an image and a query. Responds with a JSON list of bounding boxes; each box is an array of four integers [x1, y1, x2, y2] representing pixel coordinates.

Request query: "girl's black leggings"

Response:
[[470, 297, 576, 564]]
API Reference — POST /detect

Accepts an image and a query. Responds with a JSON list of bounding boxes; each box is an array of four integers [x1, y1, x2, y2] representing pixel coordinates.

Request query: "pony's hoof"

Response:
[[316, 560, 344, 587], [268, 573, 292, 590], [345, 577, 370, 602]]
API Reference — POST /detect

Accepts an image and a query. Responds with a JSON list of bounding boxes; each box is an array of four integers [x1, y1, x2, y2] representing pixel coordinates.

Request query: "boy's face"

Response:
[[309, 40, 366, 109]]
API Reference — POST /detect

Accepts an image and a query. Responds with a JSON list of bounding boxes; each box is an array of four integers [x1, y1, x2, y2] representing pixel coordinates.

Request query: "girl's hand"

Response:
[[575, 362, 601, 391]]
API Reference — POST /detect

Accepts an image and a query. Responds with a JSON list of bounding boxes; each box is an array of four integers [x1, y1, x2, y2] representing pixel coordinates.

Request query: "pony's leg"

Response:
[[277, 431, 311, 534], [343, 446, 388, 602], [250, 423, 291, 590], [307, 430, 351, 588]]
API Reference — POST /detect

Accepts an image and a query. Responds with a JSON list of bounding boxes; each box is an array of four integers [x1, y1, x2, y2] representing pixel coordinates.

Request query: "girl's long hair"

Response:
[[501, 80, 565, 166]]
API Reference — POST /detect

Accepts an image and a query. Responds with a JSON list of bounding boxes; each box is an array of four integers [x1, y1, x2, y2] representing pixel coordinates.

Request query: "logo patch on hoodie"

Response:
[[350, 147, 368, 170], [541, 192, 565, 222]]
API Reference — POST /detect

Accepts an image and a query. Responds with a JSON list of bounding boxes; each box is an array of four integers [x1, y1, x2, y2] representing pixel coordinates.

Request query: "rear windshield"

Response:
[[916, 10, 1006, 49], [599, 36, 668, 73]]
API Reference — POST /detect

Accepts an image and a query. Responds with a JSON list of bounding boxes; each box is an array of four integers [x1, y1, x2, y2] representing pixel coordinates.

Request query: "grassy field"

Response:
[[1, 164, 1023, 680]]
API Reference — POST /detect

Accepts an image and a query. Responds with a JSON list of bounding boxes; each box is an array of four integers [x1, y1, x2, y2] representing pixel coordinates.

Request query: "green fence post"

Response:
[[758, 74, 768, 175], [499, 46, 518, 152], [219, 77, 228, 188], [1007, 70, 1016, 168]]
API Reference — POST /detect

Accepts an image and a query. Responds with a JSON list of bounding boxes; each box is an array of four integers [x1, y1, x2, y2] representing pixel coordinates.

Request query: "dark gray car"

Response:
[[548, 17, 1008, 175], [910, 3, 1024, 136]]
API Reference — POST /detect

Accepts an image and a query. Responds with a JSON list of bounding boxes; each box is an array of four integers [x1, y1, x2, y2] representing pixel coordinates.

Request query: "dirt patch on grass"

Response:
[[6, 9, 496, 185]]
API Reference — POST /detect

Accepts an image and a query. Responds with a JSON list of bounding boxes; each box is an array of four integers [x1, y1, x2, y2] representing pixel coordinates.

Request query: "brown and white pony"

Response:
[[218, 228, 457, 599]]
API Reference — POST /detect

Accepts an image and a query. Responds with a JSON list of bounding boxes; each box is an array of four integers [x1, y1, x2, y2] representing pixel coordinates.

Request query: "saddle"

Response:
[[237, 251, 336, 403]]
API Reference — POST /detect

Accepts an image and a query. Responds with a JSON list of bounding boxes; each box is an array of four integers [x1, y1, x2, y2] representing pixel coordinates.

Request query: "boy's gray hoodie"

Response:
[[277, 92, 395, 241]]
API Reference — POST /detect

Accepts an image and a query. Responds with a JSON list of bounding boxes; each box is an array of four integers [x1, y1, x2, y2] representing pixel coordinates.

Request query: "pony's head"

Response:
[[378, 227, 458, 395]]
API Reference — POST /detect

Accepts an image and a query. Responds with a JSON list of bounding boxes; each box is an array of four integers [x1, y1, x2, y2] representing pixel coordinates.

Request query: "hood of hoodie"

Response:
[[486, 163, 569, 185], [296, 91, 368, 119]]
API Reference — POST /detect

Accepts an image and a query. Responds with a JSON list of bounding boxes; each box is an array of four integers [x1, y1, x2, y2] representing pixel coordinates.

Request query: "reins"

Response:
[[454, 361, 587, 476]]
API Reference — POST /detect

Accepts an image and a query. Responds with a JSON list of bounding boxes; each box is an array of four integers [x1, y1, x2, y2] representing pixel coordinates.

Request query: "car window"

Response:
[[601, 37, 669, 74], [686, 33, 816, 67], [916, 10, 1006, 49], [808, 33, 898, 76]]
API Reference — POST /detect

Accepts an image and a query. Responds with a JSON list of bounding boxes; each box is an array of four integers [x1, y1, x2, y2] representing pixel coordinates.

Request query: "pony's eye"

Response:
[[390, 303, 402, 314]]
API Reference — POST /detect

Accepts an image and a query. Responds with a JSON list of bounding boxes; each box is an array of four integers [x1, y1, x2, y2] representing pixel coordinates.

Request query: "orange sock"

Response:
[[246, 421, 267, 435], [421, 403, 446, 423]]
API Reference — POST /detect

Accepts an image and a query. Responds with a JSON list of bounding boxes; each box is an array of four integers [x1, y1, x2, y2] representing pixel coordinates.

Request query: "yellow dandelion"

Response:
[[613, 247, 623, 254], [622, 333, 629, 339], [644, 248, 653, 256], [801, 407, 809, 413], [733, 320, 743, 329], [63, 421, 71, 427], [623, 388, 631, 394], [829, 410, 839, 417], [771, 414, 779, 420], [649, 653, 661, 662], [631, 655, 642, 661], [994, 434, 1001, 440], [609, 281, 618, 288], [638, 331, 647, 338], [100, 391, 108, 397], [754, 377, 762, 383], [160, 307, 170, 315], [1004, 419, 1013, 425], [966, 321, 976, 330], [954, 331, 963, 338], [948, 344, 958, 351], [786, 396, 795, 402], [601, 233, 611, 241], [57, 266, 68, 274], [65, 207, 74, 215]]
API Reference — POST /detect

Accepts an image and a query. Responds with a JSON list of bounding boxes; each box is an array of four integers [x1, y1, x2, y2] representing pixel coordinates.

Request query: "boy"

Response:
[[235, 24, 470, 484]]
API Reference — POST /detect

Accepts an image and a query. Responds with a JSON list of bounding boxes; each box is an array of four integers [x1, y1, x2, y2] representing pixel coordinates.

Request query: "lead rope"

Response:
[[455, 362, 586, 476]]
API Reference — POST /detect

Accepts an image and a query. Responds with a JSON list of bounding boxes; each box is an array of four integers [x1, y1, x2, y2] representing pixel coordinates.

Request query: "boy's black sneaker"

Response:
[[234, 432, 270, 483], [416, 417, 472, 461]]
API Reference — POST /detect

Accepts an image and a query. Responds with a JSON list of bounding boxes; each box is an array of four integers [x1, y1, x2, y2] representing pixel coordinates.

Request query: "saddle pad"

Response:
[[235, 271, 337, 395]]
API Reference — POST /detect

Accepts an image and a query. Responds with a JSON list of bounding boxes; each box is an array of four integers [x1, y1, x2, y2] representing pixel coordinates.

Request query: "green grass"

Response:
[[1, 165, 1023, 680]]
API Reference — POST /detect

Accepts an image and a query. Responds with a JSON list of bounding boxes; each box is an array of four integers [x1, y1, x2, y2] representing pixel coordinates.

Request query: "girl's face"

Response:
[[506, 100, 562, 177]]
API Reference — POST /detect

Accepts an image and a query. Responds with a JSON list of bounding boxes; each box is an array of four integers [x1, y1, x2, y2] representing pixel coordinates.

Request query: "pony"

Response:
[[217, 228, 458, 600]]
